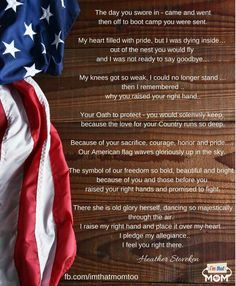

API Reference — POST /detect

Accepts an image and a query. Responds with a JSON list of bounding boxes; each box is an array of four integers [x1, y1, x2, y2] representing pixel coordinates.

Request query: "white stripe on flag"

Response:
[[25, 78, 57, 285]]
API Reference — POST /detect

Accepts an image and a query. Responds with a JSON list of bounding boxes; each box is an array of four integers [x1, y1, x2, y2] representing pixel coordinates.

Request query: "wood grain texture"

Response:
[[56, 123, 235, 204], [37, 0, 235, 123], [36, 0, 235, 284], [69, 204, 234, 283]]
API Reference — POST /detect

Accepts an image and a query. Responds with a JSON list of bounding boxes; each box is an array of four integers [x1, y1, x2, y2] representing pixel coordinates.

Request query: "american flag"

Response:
[[0, 78, 77, 286], [0, 0, 79, 285]]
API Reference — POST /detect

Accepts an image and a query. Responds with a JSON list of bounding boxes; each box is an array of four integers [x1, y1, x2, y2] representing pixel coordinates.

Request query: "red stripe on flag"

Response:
[[0, 101, 7, 156], [12, 80, 47, 285], [49, 125, 76, 286]]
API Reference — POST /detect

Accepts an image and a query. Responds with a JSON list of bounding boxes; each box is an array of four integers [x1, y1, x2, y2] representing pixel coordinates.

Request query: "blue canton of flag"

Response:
[[0, 0, 80, 84]]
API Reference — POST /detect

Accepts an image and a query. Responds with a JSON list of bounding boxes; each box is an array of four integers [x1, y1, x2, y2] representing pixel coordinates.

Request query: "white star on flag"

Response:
[[3, 40, 20, 58], [24, 64, 41, 77], [5, 0, 23, 12], [24, 23, 36, 40], [51, 31, 64, 49], [40, 5, 53, 24]]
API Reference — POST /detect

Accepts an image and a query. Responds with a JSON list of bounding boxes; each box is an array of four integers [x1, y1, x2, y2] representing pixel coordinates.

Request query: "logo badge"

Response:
[[202, 262, 232, 283]]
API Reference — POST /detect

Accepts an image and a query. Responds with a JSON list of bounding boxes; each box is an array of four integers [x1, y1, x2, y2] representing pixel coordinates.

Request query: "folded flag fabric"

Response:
[[0, 0, 80, 84], [0, 1, 79, 284], [0, 77, 76, 286]]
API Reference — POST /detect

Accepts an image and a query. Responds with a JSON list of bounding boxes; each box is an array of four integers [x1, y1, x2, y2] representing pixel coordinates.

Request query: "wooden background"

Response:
[[37, 0, 235, 285]]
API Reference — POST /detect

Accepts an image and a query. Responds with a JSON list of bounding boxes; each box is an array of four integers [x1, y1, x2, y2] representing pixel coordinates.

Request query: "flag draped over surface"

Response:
[[0, 0, 80, 84], [0, 78, 76, 286], [0, 0, 80, 285]]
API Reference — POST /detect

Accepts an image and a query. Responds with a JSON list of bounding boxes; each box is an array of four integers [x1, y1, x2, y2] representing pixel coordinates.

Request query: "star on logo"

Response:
[[2, 40, 20, 58], [51, 31, 64, 49], [5, 0, 23, 12], [24, 23, 36, 40], [40, 5, 53, 24], [24, 64, 42, 77]]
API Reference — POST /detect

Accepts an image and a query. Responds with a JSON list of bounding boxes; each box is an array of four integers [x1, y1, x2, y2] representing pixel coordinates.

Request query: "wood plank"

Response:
[[36, 0, 235, 123], [37, 60, 235, 123], [66, 0, 234, 49], [54, 123, 235, 204]]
